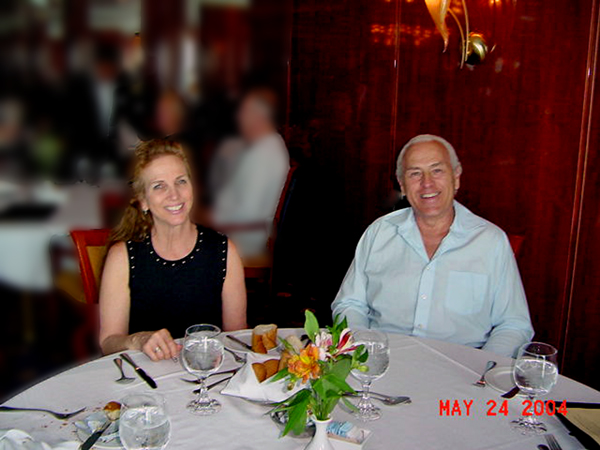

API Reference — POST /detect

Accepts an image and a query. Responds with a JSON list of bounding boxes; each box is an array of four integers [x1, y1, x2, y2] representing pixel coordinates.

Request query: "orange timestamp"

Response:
[[439, 399, 568, 417]]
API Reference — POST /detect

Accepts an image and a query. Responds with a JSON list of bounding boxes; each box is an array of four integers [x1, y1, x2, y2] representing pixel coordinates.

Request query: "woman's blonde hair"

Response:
[[110, 139, 191, 243]]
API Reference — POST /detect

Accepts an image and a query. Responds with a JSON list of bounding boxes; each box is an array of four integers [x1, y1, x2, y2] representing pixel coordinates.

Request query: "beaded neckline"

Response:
[[144, 229, 204, 267]]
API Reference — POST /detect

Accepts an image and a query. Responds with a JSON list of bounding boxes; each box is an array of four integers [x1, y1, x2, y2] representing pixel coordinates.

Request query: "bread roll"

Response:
[[263, 359, 280, 379], [251, 324, 278, 353], [286, 335, 305, 353], [252, 363, 267, 382], [278, 350, 292, 371]]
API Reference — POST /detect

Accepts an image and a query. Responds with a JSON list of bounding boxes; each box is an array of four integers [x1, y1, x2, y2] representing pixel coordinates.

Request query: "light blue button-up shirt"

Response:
[[331, 201, 534, 357]]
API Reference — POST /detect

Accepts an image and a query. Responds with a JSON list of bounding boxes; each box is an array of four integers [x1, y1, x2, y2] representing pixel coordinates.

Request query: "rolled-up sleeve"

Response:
[[331, 222, 381, 329], [482, 234, 534, 357]]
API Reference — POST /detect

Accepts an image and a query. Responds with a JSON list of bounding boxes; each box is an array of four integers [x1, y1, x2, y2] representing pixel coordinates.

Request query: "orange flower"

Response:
[[288, 344, 321, 383]]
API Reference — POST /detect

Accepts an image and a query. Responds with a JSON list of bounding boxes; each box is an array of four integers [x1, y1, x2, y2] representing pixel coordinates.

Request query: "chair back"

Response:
[[507, 233, 525, 258], [269, 162, 300, 248], [70, 229, 111, 304]]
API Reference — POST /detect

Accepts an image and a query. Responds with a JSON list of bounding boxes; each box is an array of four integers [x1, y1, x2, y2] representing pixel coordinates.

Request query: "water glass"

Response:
[[510, 341, 558, 435], [350, 329, 390, 421], [119, 394, 170, 450], [181, 324, 224, 415]]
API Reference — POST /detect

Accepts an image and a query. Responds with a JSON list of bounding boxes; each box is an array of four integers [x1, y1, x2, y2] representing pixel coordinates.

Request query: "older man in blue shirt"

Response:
[[331, 135, 534, 357]]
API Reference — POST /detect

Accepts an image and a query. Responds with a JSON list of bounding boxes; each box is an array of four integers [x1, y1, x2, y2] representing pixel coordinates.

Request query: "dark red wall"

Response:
[[290, 0, 600, 390]]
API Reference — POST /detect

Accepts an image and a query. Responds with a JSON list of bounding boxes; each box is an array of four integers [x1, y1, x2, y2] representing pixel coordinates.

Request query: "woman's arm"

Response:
[[98, 242, 179, 360], [221, 240, 248, 331]]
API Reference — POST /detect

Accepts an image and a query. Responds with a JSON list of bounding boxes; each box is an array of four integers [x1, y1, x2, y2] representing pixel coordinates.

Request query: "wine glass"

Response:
[[350, 330, 390, 421], [181, 324, 224, 415], [510, 342, 559, 435], [119, 394, 170, 450]]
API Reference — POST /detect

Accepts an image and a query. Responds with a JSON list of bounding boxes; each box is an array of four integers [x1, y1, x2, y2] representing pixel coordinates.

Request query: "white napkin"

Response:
[[221, 353, 303, 403], [0, 429, 79, 450]]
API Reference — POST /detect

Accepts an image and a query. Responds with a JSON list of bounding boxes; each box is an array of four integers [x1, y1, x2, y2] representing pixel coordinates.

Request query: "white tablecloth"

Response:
[[2, 334, 599, 449], [0, 183, 101, 291]]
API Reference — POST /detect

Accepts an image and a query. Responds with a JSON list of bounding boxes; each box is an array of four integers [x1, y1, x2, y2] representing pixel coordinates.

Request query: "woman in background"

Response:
[[99, 139, 246, 360]]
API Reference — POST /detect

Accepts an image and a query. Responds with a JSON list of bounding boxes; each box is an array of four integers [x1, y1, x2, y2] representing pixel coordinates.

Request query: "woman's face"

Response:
[[139, 154, 193, 228]]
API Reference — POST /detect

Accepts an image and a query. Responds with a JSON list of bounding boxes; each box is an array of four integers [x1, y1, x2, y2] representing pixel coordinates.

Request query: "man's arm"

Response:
[[482, 234, 534, 357], [331, 222, 381, 329]]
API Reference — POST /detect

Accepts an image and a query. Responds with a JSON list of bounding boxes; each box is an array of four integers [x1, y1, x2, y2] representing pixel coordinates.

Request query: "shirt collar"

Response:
[[386, 201, 486, 257]]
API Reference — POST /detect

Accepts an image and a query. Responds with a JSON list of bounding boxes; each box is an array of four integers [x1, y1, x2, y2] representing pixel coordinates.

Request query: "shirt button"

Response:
[[421, 294, 427, 300], [417, 324, 423, 329]]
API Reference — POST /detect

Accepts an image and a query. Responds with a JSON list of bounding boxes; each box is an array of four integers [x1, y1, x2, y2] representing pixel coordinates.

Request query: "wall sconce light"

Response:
[[424, 0, 488, 68]]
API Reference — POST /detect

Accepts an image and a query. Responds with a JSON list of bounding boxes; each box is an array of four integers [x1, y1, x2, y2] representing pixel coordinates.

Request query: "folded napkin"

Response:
[[0, 429, 79, 450], [221, 353, 302, 403]]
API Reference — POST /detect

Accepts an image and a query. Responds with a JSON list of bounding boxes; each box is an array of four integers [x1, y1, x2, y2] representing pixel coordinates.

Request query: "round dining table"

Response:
[[2, 333, 599, 450]]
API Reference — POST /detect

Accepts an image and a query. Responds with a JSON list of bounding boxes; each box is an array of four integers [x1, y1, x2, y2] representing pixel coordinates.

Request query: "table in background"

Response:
[[2, 334, 598, 449]]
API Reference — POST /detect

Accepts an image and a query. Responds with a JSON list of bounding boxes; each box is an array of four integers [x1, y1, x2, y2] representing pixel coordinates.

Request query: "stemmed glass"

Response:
[[181, 324, 224, 415], [119, 394, 170, 450], [350, 330, 390, 421], [510, 342, 559, 435]]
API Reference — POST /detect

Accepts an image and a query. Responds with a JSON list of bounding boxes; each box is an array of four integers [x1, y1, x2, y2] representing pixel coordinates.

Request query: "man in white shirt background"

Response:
[[211, 88, 290, 258], [331, 134, 534, 357]]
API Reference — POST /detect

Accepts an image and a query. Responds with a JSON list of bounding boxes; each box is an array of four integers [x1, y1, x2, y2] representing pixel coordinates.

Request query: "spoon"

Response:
[[80, 402, 121, 450], [113, 358, 135, 384]]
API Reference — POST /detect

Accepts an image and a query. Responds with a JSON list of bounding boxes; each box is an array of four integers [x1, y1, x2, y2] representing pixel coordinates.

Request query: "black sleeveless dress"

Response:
[[126, 225, 227, 339]]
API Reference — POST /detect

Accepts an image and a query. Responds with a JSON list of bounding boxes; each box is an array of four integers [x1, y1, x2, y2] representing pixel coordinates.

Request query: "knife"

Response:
[[501, 386, 520, 398], [193, 374, 234, 394], [80, 420, 111, 450], [226, 334, 252, 350], [120, 353, 157, 389]]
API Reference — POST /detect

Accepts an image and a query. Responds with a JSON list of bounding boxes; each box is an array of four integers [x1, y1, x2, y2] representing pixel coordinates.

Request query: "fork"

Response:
[[225, 347, 246, 363], [544, 434, 563, 450], [0, 405, 86, 420], [473, 360, 497, 387]]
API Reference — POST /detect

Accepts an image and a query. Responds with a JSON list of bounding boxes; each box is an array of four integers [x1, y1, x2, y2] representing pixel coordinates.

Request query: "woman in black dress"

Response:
[[99, 139, 247, 360]]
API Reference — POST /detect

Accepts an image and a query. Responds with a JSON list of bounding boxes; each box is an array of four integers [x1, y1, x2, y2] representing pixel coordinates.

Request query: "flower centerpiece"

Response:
[[270, 311, 368, 439]]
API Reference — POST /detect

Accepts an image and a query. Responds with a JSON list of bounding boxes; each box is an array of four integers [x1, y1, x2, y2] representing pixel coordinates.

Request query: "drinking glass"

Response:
[[350, 330, 390, 421], [181, 324, 224, 415], [119, 394, 170, 450], [510, 342, 559, 435]]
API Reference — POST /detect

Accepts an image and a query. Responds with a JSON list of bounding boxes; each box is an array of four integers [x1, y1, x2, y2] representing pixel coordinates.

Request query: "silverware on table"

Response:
[[345, 392, 411, 406], [181, 367, 240, 384], [544, 434, 563, 450], [473, 360, 497, 387], [192, 375, 234, 394], [226, 334, 252, 350], [113, 358, 135, 384], [225, 347, 246, 363], [120, 353, 157, 389], [79, 408, 119, 450], [0, 405, 86, 420], [501, 386, 521, 398]]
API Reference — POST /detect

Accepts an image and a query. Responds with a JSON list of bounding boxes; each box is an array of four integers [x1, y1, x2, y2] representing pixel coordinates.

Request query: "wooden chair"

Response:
[[507, 233, 525, 258], [67, 229, 111, 359], [240, 163, 300, 280]]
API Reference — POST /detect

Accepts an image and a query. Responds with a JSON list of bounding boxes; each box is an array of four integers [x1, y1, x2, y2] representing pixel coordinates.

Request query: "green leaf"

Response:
[[342, 396, 358, 412], [304, 310, 319, 341], [269, 368, 290, 383], [330, 357, 352, 380], [284, 395, 310, 436]]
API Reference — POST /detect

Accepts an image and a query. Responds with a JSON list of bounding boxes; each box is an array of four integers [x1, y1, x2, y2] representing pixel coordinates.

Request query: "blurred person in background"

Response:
[[211, 88, 290, 258], [99, 139, 246, 360]]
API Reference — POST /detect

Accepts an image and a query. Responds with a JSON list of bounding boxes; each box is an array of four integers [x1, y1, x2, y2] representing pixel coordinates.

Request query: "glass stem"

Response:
[[197, 376, 208, 403], [361, 380, 372, 402], [526, 395, 537, 424]]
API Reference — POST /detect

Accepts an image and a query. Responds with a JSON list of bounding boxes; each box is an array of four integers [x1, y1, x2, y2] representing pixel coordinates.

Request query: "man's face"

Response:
[[399, 141, 461, 222], [236, 97, 259, 140]]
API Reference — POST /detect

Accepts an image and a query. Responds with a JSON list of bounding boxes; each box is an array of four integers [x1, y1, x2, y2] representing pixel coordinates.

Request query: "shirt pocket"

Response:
[[445, 271, 488, 315]]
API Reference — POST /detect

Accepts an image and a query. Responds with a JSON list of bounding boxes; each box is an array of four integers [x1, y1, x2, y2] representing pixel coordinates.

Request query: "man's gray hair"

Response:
[[396, 134, 462, 180]]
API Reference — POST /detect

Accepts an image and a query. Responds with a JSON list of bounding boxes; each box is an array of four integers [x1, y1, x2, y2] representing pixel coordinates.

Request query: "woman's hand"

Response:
[[131, 329, 181, 361]]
